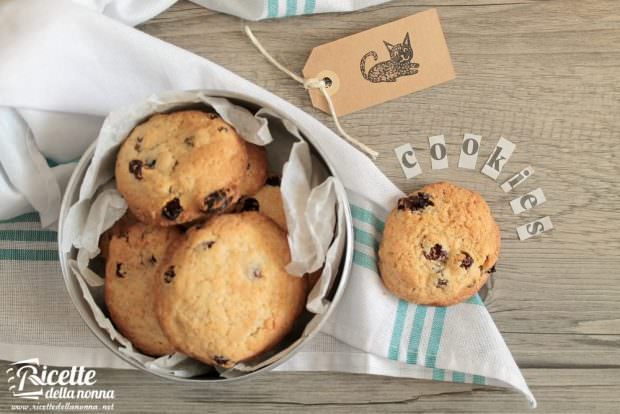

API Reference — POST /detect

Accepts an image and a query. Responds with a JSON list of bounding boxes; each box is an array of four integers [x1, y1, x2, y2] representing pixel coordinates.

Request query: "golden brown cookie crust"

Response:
[[104, 222, 181, 356], [253, 183, 287, 231], [156, 212, 306, 367], [378, 182, 500, 306], [239, 143, 268, 196], [115, 110, 248, 226]]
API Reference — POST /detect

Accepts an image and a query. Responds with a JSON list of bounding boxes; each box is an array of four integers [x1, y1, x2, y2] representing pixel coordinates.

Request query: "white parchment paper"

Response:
[[60, 91, 347, 376]]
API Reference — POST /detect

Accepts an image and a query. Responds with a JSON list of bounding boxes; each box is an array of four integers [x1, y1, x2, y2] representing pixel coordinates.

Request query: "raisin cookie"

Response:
[[378, 182, 500, 306], [98, 211, 137, 260], [156, 212, 306, 367], [115, 110, 249, 226], [239, 143, 268, 196], [105, 222, 181, 356], [238, 177, 287, 231]]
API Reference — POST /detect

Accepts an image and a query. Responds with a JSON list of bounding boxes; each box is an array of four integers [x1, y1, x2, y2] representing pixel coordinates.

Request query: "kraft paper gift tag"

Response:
[[303, 9, 455, 116]]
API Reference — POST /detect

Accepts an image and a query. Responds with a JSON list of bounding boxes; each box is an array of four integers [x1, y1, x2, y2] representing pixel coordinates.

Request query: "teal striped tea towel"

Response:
[[188, 0, 391, 20], [322, 191, 535, 407], [0, 0, 534, 407], [68, 0, 392, 25]]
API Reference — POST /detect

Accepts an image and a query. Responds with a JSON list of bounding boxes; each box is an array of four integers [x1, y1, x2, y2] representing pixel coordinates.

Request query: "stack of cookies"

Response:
[[102, 110, 308, 367]]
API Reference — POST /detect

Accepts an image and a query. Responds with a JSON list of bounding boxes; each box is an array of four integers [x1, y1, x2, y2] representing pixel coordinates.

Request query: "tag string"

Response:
[[244, 26, 379, 160]]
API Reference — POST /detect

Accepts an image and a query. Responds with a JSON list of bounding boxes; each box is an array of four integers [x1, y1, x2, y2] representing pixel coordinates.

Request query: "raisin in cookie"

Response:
[[105, 222, 181, 356], [238, 178, 286, 231], [156, 212, 306, 367], [115, 110, 248, 226], [378, 182, 500, 306], [239, 143, 267, 196]]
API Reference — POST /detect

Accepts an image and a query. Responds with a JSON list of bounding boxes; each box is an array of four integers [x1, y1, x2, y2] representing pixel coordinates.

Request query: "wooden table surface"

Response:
[[5, 0, 620, 412]]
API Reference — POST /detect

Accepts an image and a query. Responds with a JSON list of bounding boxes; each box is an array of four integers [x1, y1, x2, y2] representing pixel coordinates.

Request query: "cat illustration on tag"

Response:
[[360, 32, 419, 83]]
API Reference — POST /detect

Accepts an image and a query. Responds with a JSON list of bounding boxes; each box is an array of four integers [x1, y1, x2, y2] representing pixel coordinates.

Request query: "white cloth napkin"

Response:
[[72, 0, 391, 24], [0, 0, 535, 407]]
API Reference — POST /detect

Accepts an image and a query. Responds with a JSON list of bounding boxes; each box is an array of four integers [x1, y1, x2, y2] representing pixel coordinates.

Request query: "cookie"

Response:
[[378, 182, 500, 306], [105, 222, 181, 356], [115, 110, 249, 226], [239, 143, 267, 196], [156, 212, 306, 367], [239, 179, 286, 231], [99, 211, 137, 260]]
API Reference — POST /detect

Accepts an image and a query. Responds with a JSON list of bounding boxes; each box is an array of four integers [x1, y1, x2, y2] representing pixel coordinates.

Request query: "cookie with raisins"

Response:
[[156, 212, 306, 368], [104, 222, 181, 356], [115, 110, 248, 226], [378, 182, 500, 306]]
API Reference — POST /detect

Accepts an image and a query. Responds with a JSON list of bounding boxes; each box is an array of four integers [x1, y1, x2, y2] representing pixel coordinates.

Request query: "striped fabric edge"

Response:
[[352, 250, 377, 273], [405, 305, 428, 364], [387, 299, 408, 360], [0, 249, 58, 261], [267, 0, 279, 18], [0, 230, 57, 242], [303, 0, 316, 14], [285, 0, 297, 16], [433, 369, 487, 385], [266, 0, 316, 18], [350, 204, 385, 233], [0, 212, 40, 223], [0, 212, 59, 262], [424, 307, 447, 367], [431, 369, 487, 385]]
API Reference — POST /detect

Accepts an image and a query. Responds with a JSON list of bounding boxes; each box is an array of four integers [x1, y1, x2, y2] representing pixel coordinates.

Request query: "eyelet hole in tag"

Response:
[[315, 70, 340, 97]]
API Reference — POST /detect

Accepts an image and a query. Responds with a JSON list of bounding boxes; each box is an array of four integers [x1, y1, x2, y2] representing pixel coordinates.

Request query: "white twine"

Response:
[[244, 26, 379, 160]]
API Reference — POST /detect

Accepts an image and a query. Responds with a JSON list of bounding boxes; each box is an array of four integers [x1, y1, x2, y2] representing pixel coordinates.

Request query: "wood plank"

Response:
[[2, 363, 619, 412]]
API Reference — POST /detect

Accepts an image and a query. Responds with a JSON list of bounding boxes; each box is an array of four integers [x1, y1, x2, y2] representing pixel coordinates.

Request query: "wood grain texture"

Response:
[[2, 364, 620, 413], [3, 0, 619, 412]]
